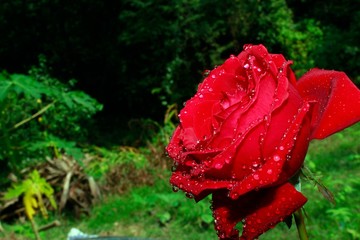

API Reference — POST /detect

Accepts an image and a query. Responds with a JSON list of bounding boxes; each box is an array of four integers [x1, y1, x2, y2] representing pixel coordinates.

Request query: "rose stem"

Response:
[[294, 208, 308, 240]]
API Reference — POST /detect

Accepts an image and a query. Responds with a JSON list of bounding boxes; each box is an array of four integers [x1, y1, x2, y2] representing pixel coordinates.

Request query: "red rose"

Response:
[[166, 44, 360, 239]]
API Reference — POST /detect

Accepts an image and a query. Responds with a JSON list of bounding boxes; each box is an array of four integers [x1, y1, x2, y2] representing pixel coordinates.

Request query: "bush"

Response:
[[0, 64, 102, 174]]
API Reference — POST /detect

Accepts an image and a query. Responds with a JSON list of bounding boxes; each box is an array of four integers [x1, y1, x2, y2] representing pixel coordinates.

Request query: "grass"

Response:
[[1, 123, 359, 240]]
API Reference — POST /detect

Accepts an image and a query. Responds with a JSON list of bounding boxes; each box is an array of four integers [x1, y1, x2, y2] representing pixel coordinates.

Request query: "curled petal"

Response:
[[297, 69, 360, 139]]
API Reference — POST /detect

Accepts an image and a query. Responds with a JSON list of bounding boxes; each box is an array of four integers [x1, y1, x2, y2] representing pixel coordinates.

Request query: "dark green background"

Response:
[[0, 0, 359, 142]]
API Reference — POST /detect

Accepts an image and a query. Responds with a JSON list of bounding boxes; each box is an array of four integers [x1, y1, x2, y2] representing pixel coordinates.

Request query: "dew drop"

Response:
[[185, 192, 194, 199], [211, 74, 216, 79], [253, 174, 259, 180], [244, 63, 250, 69], [275, 208, 281, 214], [203, 70, 210, 77], [231, 192, 239, 199], [267, 169, 273, 174], [273, 155, 281, 162], [214, 163, 222, 169], [243, 44, 252, 50]]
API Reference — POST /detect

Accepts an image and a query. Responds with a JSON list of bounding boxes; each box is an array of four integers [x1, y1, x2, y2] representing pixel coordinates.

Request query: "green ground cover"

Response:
[[1, 123, 359, 240]]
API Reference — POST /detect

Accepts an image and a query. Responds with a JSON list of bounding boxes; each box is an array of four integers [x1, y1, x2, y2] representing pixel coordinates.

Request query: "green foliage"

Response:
[[4, 170, 57, 220], [302, 123, 360, 239], [2, 221, 34, 239], [287, 0, 360, 84], [0, 0, 358, 132], [86, 146, 148, 181], [83, 180, 215, 239], [0, 64, 102, 172], [2, 123, 358, 240]]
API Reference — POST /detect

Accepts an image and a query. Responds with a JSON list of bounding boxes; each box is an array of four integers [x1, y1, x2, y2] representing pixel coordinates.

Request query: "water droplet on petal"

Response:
[[273, 155, 281, 162], [275, 208, 281, 214], [244, 63, 250, 69], [214, 163, 222, 169], [253, 174, 259, 180], [267, 169, 273, 174]]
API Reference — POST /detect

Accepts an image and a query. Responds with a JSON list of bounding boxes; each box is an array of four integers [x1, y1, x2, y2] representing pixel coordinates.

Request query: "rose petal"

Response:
[[228, 103, 311, 199], [241, 183, 307, 239], [211, 183, 307, 240], [166, 127, 183, 160], [170, 171, 234, 201], [297, 69, 360, 139]]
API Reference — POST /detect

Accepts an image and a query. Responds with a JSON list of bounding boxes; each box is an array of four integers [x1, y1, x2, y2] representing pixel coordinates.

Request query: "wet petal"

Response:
[[211, 183, 307, 240], [228, 103, 310, 199], [170, 171, 234, 201], [297, 69, 360, 139], [241, 183, 307, 239]]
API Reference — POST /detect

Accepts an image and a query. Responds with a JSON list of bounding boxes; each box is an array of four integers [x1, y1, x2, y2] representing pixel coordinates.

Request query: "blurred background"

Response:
[[0, 1, 359, 239]]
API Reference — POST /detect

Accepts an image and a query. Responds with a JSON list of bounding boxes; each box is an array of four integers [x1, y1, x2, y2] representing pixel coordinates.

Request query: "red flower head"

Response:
[[166, 44, 360, 239]]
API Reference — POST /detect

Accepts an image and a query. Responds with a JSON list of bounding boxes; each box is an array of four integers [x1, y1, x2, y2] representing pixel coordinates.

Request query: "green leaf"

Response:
[[0, 79, 13, 101], [10, 74, 43, 99], [3, 170, 57, 220], [201, 213, 214, 224], [157, 211, 171, 224], [3, 183, 26, 200]]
